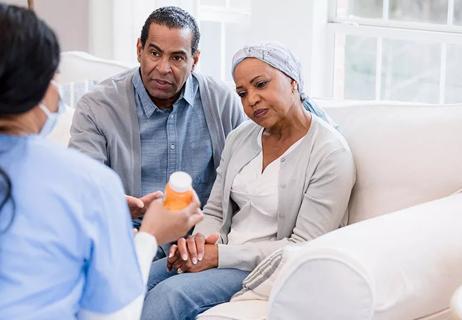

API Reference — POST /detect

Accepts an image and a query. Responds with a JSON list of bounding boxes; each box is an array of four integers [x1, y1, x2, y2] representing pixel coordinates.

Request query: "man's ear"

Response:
[[191, 50, 200, 71], [136, 38, 143, 63]]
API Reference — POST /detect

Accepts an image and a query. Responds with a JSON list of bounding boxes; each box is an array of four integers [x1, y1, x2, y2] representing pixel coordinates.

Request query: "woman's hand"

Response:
[[167, 233, 220, 273], [169, 243, 219, 273]]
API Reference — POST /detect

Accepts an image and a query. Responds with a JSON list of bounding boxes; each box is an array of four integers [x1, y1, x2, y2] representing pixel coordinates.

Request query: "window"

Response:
[[196, 0, 251, 82], [92, 0, 320, 92], [329, 0, 462, 103]]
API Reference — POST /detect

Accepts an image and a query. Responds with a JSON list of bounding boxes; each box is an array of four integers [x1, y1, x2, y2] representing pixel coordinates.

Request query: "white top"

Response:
[[228, 129, 303, 245]]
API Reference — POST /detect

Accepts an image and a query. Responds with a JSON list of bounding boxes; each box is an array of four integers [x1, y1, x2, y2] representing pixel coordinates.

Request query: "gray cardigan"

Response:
[[194, 116, 356, 271], [69, 69, 245, 196]]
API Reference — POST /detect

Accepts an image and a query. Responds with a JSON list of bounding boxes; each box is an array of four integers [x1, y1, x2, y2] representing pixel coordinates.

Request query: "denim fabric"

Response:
[[141, 258, 249, 320], [132, 69, 215, 207]]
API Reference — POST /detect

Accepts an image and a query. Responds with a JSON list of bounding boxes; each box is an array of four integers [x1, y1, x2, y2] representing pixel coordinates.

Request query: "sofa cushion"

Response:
[[196, 300, 267, 320], [197, 249, 288, 319], [268, 193, 462, 320], [320, 101, 462, 223], [59, 51, 131, 84], [46, 51, 132, 146]]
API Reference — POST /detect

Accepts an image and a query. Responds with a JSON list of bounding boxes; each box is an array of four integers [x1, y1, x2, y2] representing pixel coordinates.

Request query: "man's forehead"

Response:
[[146, 23, 193, 52]]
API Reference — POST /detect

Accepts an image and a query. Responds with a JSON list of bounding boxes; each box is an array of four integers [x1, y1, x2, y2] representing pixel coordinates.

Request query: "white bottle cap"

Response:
[[168, 171, 192, 193]]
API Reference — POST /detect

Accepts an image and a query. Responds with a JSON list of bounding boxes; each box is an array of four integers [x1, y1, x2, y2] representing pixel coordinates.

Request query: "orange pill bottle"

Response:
[[163, 171, 193, 211]]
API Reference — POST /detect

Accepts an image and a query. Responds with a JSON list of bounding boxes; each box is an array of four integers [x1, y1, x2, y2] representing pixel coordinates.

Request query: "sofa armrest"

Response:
[[268, 193, 462, 320], [451, 286, 462, 319]]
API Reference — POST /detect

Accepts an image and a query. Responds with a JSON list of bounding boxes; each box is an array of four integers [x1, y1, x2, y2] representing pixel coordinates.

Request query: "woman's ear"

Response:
[[291, 80, 298, 94]]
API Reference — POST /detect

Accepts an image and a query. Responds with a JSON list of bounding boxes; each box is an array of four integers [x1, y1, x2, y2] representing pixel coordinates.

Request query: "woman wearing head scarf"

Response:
[[0, 4, 202, 320], [141, 43, 356, 320]]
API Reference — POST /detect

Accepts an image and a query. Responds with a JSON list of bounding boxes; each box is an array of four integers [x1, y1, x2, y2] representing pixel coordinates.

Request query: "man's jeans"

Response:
[[140, 258, 249, 320]]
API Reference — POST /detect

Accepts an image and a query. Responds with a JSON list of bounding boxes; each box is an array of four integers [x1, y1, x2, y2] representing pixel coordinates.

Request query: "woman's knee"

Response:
[[144, 277, 192, 316], [151, 276, 189, 300], [147, 258, 174, 290]]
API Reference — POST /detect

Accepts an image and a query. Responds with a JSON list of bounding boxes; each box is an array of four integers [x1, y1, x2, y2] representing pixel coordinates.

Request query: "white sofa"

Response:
[[53, 52, 462, 320], [199, 102, 462, 320], [49, 51, 133, 144]]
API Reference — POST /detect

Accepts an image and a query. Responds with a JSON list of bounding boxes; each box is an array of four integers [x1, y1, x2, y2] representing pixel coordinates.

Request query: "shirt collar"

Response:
[[132, 69, 197, 118], [132, 69, 157, 118], [182, 74, 198, 107]]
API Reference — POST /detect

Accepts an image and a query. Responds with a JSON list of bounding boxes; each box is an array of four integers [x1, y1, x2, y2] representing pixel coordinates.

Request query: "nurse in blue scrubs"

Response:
[[0, 4, 202, 320]]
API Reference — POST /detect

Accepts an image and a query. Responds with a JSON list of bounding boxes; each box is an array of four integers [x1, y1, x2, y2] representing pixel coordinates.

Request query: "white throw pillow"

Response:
[[231, 246, 301, 302]]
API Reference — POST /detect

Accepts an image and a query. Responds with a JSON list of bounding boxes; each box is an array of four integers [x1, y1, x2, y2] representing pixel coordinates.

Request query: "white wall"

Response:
[[3, 0, 331, 97], [4, 0, 90, 52]]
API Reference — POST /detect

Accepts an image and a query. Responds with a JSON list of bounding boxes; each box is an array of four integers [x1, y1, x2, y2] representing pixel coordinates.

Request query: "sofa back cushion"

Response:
[[320, 100, 462, 223], [59, 51, 132, 84], [48, 52, 132, 146]]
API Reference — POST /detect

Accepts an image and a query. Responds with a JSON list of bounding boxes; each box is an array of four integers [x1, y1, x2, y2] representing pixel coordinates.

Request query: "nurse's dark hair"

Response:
[[0, 168, 14, 232], [0, 4, 60, 116], [0, 4, 60, 232]]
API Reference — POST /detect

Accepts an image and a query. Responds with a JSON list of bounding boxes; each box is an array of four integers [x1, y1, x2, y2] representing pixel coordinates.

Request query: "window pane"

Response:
[[381, 39, 440, 103], [229, 0, 251, 11], [446, 44, 462, 103], [199, 0, 250, 11], [344, 35, 376, 100], [455, 0, 462, 25], [224, 22, 250, 82], [200, 0, 226, 6], [198, 21, 222, 80], [346, 0, 383, 18], [389, 0, 448, 24]]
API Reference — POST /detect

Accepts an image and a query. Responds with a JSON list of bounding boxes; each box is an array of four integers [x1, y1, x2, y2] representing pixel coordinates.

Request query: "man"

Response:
[[69, 7, 245, 231]]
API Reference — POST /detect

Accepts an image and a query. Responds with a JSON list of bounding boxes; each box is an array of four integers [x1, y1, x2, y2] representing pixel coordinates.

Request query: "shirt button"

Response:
[[170, 114, 175, 119], [170, 144, 175, 150], [281, 157, 286, 163], [281, 184, 286, 189]]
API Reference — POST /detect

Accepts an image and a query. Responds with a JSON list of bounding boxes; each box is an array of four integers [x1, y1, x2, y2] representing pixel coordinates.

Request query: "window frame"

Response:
[[327, 0, 462, 103], [196, 0, 251, 81]]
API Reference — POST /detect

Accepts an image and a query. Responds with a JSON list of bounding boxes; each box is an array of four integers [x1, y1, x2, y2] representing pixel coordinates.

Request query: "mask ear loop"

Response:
[[42, 80, 65, 115], [39, 103, 51, 117]]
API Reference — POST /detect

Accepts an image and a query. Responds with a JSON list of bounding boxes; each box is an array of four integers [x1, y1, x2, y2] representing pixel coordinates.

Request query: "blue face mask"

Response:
[[39, 97, 67, 137]]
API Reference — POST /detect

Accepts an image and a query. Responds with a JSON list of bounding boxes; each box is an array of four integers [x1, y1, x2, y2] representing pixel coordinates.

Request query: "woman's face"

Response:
[[233, 58, 296, 128]]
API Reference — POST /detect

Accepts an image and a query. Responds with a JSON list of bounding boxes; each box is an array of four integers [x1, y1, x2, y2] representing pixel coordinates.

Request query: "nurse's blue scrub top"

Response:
[[0, 135, 144, 319]]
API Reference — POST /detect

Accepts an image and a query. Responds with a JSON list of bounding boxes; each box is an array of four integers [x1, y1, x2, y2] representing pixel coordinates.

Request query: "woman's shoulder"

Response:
[[225, 120, 260, 144], [310, 114, 351, 154]]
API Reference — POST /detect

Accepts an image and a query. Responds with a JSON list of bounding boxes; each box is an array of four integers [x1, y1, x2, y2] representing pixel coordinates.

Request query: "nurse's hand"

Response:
[[139, 198, 203, 245], [126, 191, 163, 219]]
